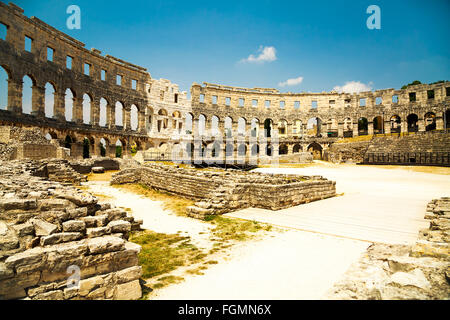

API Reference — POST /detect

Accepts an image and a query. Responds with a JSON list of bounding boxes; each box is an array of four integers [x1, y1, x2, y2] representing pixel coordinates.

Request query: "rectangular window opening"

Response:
[[280, 101, 285, 109], [359, 98, 366, 107], [66, 56, 73, 69], [427, 90, 434, 99], [212, 96, 217, 105], [392, 95, 398, 103], [265, 100, 271, 108], [225, 97, 231, 106], [375, 97, 382, 105], [239, 98, 244, 107], [174, 93, 179, 103], [131, 79, 137, 90], [252, 99, 258, 107], [409, 92, 416, 102], [311, 100, 318, 109], [199, 94, 205, 103], [84, 63, 90, 76], [25, 36, 32, 52], [117, 75, 122, 86], [294, 101, 300, 109], [47, 47, 54, 62], [101, 69, 106, 81], [0, 23, 7, 41]]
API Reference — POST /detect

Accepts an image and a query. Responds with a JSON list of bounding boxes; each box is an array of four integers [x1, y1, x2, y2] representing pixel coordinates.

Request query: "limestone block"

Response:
[[66, 207, 88, 219], [32, 219, 58, 236], [40, 232, 83, 246], [388, 269, 431, 290], [115, 266, 142, 284], [12, 222, 34, 237], [107, 220, 131, 233], [86, 227, 110, 238], [86, 235, 125, 254], [113, 280, 141, 300], [0, 198, 37, 211], [92, 167, 105, 173], [62, 220, 86, 233]]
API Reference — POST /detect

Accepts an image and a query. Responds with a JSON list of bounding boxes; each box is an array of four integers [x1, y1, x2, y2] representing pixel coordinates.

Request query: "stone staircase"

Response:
[[363, 131, 450, 165]]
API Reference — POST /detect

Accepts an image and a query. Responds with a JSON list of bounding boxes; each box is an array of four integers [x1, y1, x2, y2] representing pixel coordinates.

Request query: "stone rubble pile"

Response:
[[0, 161, 143, 300], [326, 197, 450, 300]]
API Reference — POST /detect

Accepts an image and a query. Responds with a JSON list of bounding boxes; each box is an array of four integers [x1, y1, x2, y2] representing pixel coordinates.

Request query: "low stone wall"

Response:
[[326, 197, 449, 300], [0, 160, 144, 300], [111, 163, 336, 219]]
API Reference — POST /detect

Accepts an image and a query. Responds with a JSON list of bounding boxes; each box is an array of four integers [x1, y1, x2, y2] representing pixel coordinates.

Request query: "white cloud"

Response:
[[278, 76, 304, 87], [241, 46, 277, 63], [333, 81, 373, 93]]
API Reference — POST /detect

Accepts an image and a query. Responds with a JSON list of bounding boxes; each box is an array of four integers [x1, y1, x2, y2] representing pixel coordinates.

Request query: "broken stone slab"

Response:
[[107, 220, 131, 233], [80, 214, 108, 228], [66, 207, 88, 219], [40, 232, 83, 246], [86, 227, 110, 238], [12, 222, 34, 237], [86, 235, 125, 255], [113, 279, 141, 300], [115, 266, 142, 284], [32, 219, 58, 236], [4, 247, 48, 270], [388, 268, 431, 290], [0, 198, 37, 211], [0, 221, 7, 235], [62, 220, 86, 233], [38, 198, 75, 211]]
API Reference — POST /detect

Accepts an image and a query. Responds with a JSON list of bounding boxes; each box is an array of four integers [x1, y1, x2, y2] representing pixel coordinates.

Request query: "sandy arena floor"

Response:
[[84, 163, 450, 299]]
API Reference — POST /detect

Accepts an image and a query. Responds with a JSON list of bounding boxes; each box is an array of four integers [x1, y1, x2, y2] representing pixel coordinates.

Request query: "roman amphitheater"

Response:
[[0, 2, 449, 300]]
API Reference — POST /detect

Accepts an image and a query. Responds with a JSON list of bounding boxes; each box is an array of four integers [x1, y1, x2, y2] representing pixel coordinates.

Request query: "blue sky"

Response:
[[2, 0, 450, 95]]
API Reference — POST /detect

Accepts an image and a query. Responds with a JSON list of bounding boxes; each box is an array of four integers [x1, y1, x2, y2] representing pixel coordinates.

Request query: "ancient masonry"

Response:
[[110, 163, 336, 219], [327, 198, 450, 300], [0, 160, 144, 300], [0, 2, 449, 164]]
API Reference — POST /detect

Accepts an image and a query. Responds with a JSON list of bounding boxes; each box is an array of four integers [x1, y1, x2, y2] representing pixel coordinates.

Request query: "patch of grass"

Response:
[[130, 230, 206, 279], [113, 184, 195, 216], [205, 216, 273, 242]]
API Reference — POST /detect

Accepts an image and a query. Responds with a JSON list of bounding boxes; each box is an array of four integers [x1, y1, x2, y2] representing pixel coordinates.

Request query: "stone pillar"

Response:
[[123, 108, 130, 131], [368, 122, 374, 135], [287, 122, 293, 137], [54, 90, 66, 121], [73, 97, 83, 123], [418, 118, 425, 132], [108, 104, 115, 129], [90, 99, 100, 126], [192, 118, 198, 136], [353, 123, 359, 137], [138, 111, 146, 133], [232, 121, 239, 138], [338, 122, 344, 138], [7, 78, 22, 114], [31, 85, 45, 118], [384, 120, 391, 134], [401, 118, 408, 133], [436, 115, 444, 130]]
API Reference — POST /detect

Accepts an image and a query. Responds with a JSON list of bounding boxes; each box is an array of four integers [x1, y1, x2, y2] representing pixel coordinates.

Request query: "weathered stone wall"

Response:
[[111, 163, 336, 218], [325, 141, 371, 163], [0, 160, 143, 300]]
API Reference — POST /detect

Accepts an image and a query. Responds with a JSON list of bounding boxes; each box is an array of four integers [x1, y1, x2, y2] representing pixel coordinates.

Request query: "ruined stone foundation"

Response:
[[111, 163, 336, 219], [0, 160, 143, 300]]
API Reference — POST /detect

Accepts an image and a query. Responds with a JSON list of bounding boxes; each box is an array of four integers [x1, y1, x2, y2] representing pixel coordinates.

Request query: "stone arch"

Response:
[[65, 88, 76, 121], [251, 144, 259, 156], [224, 116, 233, 138], [211, 115, 220, 136], [292, 119, 302, 136], [279, 143, 288, 155], [264, 118, 273, 138], [184, 112, 193, 134], [238, 143, 247, 156], [82, 93, 92, 124], [390, 115, 401, 133], [307, 142, 323, 160], [407, 114, 418, 132], [238, 117, 247, 136], [157, 108, 169, 132], [358, 117, 368, 135], [0, 65, 10, 110], [343, 117, 353, 137], [99, 137, 108, 157], [445, 109, 450, 130], [44, 82, 55, 118], [307, 117, 322, 137], [326, 118, 338, 137], [172, 111, 182, 134], [22, 74, 36, 114], [266, 144, 273, 157], [278, 119, 288, 137], [424, 112, 436, 131], [99, 98, 108, 127], [225, 142, 234, 157], [198, 114, 207, 136], [250, 118, 259, 137], [293, 143, 301, 153], [373, 116, 383, 134], [115, 101, 124, 127], [130, 104, 138, 131]]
